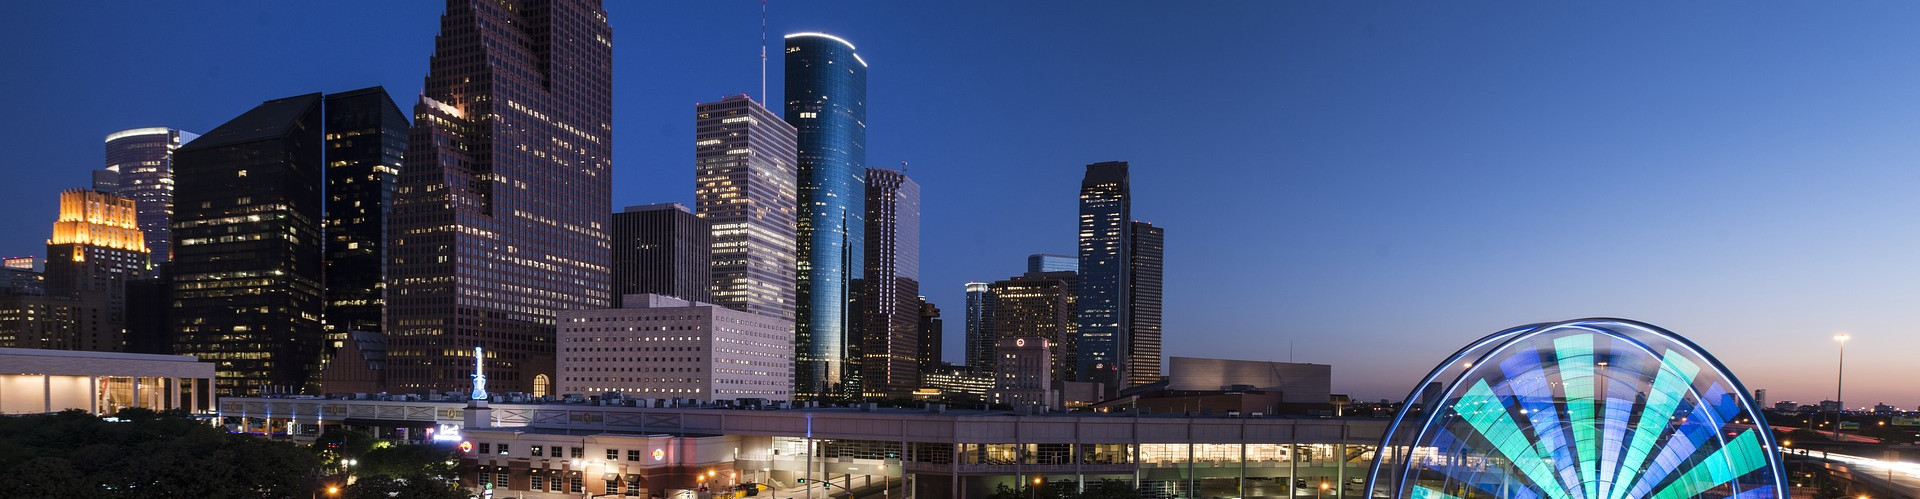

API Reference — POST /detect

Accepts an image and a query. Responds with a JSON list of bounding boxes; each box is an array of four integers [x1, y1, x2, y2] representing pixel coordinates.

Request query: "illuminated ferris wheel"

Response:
[[1367, 319, 1786, 499]]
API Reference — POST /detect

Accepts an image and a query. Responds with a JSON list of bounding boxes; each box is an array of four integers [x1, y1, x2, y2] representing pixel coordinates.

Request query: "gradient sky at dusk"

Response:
[[3, 2, 1917, 406]]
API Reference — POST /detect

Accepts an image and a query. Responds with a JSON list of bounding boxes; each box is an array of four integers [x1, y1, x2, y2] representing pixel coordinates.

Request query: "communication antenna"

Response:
[[760, 0, 768, 104]]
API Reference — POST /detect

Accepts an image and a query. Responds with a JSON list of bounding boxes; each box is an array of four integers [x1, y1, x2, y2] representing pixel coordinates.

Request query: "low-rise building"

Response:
[[558, 294, 793, 402], [0, 347, 216, 415]]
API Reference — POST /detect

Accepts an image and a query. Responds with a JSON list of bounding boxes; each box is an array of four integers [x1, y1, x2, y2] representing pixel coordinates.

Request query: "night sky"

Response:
[[3, 2, 1918, 406]]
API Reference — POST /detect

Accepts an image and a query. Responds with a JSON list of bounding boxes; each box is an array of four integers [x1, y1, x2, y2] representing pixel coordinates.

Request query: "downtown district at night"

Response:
[[0, 2, 1917, 499]]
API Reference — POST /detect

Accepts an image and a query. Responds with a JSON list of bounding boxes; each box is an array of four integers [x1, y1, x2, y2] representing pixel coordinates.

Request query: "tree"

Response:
[[343, 474, 470, 499], [0, 409, 323, 498]]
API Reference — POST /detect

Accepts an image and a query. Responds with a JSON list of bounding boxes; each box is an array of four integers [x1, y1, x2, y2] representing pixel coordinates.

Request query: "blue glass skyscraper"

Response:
[[785, 32, 868, 400]]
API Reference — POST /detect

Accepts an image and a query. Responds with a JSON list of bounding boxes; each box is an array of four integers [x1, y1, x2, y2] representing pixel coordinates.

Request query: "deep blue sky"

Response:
[[3, 2, 1917, 406]]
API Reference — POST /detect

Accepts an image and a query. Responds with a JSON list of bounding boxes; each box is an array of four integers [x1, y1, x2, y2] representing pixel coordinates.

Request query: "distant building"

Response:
[[962, 282, 992, 373], [1026, 253, 1076, 273], [1075, 161, 1130, 392], [1127, 222, 1164, 388], [861, 168, 921, 398], [0, 347, 215, 415], [986, 271, 1077, 381], [1819, 400, 1841, 412], [557, 294, 792, 402], [915, 298, 942, 376], [1874, 402, 1899, 414], [103, 127, 197, 262], [0, 265, 40, 296], [1772, 400, 1798, 412], [611, 203, 713, 306], [2, 257, 36, 272], [1095, 357, 1334, 416], [693, 95, 797, 322], [1752, 389, 1767, 409], [991, 337, 1054, 409], [171, 93, 326, 396], [43, 189, 149, 352], [922, 366, 994, 404]]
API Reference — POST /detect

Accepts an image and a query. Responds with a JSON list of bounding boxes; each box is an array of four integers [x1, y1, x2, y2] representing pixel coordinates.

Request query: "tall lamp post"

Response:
[[1833, 333, 1850, 441]]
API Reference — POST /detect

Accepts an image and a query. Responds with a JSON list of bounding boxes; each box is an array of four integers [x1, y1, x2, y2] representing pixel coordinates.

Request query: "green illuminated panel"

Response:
[[1453, 380, 1573, 499], [1414, 485, 1467, 499], [1553, 334, 1598, 499], [1645, 429, 1768, 499], [1606, 349, 1701, 499]]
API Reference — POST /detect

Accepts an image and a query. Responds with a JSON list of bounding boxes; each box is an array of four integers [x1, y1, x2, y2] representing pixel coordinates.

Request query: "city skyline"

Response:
[[3, 2, 1919, 405]]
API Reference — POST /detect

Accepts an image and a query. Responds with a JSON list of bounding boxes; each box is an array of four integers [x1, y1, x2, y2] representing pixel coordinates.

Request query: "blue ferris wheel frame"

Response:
[[1365, 318, 1787, 499]]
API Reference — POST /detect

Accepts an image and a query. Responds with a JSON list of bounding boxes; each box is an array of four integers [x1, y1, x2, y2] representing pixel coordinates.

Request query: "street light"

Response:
[[1834, 333, 1850, 441], [1031, 476, 1042, 499]]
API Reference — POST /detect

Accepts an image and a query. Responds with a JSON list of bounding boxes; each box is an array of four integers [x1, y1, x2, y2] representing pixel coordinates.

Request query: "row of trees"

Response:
[[0, 408, 466, 499]]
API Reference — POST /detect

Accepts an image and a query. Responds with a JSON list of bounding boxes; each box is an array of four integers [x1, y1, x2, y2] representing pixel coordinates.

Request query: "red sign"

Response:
[[459, 441, 475, 453]]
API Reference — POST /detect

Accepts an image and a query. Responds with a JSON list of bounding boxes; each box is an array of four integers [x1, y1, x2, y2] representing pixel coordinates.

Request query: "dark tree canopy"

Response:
[[0, 409, 322, 499]]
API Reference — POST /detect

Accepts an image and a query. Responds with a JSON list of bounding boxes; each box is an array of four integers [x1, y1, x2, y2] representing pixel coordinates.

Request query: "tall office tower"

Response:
[[785, 32, 868, 400], [43, 189, 148, 351], [915, 298, 942, 375], [91, 169, 121, 193], [1126, 221, 1164, 387], [963, 282, 992, 373], [612, 203, 712, 306], [988, 271, 1077, 382], [1075, 161, 1130, 393], [860, 168, 920, 397], [105, 127, 197, 262], [323, 88, 406, 337], [695, 95, 798, 321], [387, 0, 613, 395], [1027, 253, 1077, 274], [172, 94, 326, 396]]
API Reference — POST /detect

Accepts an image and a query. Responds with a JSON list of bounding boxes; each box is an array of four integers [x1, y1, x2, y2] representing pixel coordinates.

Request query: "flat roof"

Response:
[[0, 347, 202, 363]]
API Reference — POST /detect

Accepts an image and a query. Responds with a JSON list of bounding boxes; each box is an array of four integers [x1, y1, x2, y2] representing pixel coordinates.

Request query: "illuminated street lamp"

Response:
[[1834, 333, 1850, 441]]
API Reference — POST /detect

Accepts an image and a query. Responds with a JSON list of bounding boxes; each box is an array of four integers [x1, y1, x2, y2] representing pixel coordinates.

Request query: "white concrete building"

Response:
[[0, 347, 216, 415], [558, 294, 792, 401]]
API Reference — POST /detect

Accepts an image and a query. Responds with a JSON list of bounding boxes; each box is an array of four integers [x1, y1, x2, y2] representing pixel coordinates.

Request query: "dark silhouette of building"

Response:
[[1128, 221, 1164, 387], [386, 0, 614, 395], [785, 32, 868, 400], [103, 128, 197, 262], [916, 298, 942, 376], [861, 168, 919, 397], [171, 93, 326, 396], [611, 203, 712, 306], [1075, 162, 1130, 392], [694, 95, 797, 321], [322, 88, 405, 338]]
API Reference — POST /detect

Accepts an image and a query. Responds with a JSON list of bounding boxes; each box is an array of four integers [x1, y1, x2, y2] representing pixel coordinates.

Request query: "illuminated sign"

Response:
[[459, 441, 474, 453], [1015, 338, 1026, 347], [652, 449, 665, 461]]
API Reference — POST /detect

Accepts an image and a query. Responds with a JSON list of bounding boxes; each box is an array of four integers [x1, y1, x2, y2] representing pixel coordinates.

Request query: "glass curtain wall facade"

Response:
[[693, 95, 797, 321], [784, 32, 868, 400], [322, 87, 406, 340], [1075, 162, 1130, 393], [963, 282, 992, 373], [1126, 222, 1163, 388], [860, 168, 920, 397], [104, 127, 197, 263], [1369, 319, 1786, 499], [387, 0, 614, 394], [171, 94, 326, 396]]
